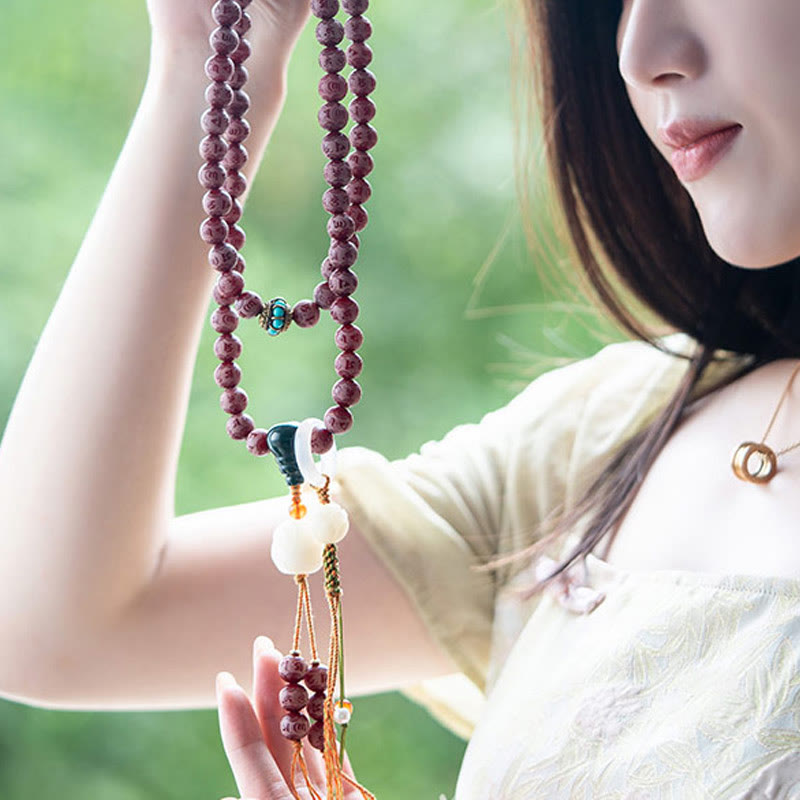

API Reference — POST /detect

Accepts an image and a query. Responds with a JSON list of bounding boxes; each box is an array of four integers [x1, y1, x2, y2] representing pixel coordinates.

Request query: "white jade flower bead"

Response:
[[333, 705, 352, 725], [271, 517, 324, 575], [308, 502, 350, 545]]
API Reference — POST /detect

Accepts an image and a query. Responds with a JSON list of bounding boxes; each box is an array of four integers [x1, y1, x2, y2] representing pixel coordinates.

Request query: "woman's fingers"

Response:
[[216, 671, 298, 800]]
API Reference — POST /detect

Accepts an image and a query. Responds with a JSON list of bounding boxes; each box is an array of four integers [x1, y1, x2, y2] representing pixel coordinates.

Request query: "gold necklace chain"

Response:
[[732, 361, 800, 483]]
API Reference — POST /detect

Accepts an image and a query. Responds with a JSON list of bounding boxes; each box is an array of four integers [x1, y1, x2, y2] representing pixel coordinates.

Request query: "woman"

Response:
[[2, 0, 800, 796]]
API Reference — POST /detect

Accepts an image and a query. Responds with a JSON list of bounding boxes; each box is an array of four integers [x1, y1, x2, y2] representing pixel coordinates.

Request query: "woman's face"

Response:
[[616, 0, 800, 269]]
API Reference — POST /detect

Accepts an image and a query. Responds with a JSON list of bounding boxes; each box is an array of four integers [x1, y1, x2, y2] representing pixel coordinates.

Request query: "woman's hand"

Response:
[[215, 636, 361, 799]]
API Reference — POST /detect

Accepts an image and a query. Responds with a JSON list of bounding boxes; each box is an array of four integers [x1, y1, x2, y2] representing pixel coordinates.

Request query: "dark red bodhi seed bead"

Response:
[[214, 333, 243, 361], [227, 223, 246, 251], [212, 0, 241, 26], [311, 0, 339, 18], [200, 132, 229, 160], [279, 683, 309, 712], [319, 103, 349, 133], [325, 404, 353, 433], [348, 150, 374, 178], [330, 296, 359, 324], [321, 132, 350, 161], [328, 268, 358, 297], [307, 692, 326, 721], [210, 242, 239, 271], [342, 0, 369, 15], [291, 299, 321, 328], [228, 89, 250, 118], [226, 118, 251, 145], [323, 186, 350, 214], [348, 203, 368, 232], [227, 413, 255, 440], [246, 428, 270, 456], [310, 426, 334, 455], [316, 18, 344, 47], [335, 324, 363, 351], [214, 360, 241, 388], [327, 213, 356, 241], [349, 96, 376, 124], [279, 653, 308, 683], [224, 197, 243, 225], [201, 107, 230, 135], [304, 662, 328, 693], [335, 350, 363, 379], [346, 41, 372, 69], [224, 169, 248, 197], [314, 281, 335, 310], [319, 46, 347, 73], [347, 177, 372, 205], [211, 307, 239, 334], [350, 123, 378, 151], [349, 68, 376, 97], [198, 162, 226, 189], [210, 26, 239, 56], [308, 720, 325, 752], [233, 290, 264, 319], [329, 239, 358, 269], [318, 73, 348, 103], [203, 189, 233, 218], [221, 387, 248, 415], [280, 712, 310, 741], [205, 54, 234, 83], [345, 15, 372, 43], [324, 158, 351, 186], [321, 258, 337, 280], [200, 216, 229, 244], [224, 143, 248, 171], [332, 378, 361, 407]]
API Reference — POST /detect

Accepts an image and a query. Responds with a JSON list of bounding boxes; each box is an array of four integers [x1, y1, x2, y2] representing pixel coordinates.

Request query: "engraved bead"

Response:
[[214, 360, 241, 388], [229, 89, 250, 118], [335, 324, 363, 351], [234, 290, 263, 318], [200, 132, 229, 162], [319, 103, 349, 133], [345, 15, 372, 42], [230, 63, 248, 89], [224, 197, 243, 225], [328, 239, 358, 268], [226, 223, 246, 250], [348, 203, 368, 231], [311, 0, 339, 17], [316, 18, 344, 46], [348, 150, 374, 177], [201, 216, 229, 244], [227, 413, 254, 440], [230, 37, 252, 64], [310, 426, 334, 455], [212, 0, 242, 26], [319, 73, 348, 103], [210, 242, 239, 271], [280, 712, 310, 741], [324, 405, 353, 433], [346, 177, 371, 204], [221, 387, 248, 415], [226, 117, 250, 145], [279, 654, 309, 683], [279, 683, 309, 712], [210, 26, 240, 56], [319, 46, 347, 73], [224, 143, 248, 171], [350, 123, 378, 151], [214, 333, 242, 361], [214, 270, 244, 305], [328, 268, 358, 297], [314, 281, 335, 310], [342, 0, 369, 14], [346, 41, 373, 69], [205, 54, 234, 83], [335, 350, 363, 378], [322, 132, 350, 161], [332, 378, 361, 407], [330, 296, 359, 324], [307, 692, 326, 721], [304, 663, 328, 693], [327, 213, 356, 241], [323, 186, 350, 214], [198, 161, 226, 189], [201, 107, 230, 135], [349, 96, 375, 124], [308, 720, 325, 751], [224, 169, 248, 197], [291, 299, 321, 328], [211, 307, 239, 334], [246, 428, 270, 456], [349, 68, 376, 97], [203, 188, 233, 217]]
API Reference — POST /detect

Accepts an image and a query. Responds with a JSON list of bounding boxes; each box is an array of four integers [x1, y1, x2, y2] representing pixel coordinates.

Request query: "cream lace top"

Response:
[[332, 332, 800, 798]]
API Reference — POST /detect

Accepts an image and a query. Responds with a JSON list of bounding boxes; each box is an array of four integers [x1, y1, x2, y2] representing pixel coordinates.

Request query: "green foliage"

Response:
[[0, 0, 610, 797]]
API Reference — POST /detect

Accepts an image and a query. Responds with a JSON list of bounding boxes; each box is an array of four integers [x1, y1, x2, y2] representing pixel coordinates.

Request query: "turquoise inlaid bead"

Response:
[[274, 306, 285, 317], [271, 319, 282, 329]]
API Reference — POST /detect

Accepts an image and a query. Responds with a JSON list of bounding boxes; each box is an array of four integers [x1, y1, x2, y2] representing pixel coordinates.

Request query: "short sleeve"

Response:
[[330, 331, 750, 738]]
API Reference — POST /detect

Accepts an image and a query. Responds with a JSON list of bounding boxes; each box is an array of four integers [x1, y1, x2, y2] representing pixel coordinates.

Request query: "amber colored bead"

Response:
[[227, 413, 254, 440], [335, 350, 363, 379], [214, 333, 243, 361], [345, 15, 372, 43], [325, 405, 353, 433], [319, 46, 347, 73], [280, 712, 310, 741], [214, 360, 241, 388], [279, 683, 309, 712], [221, 387, 248, 415], [316, 18, 344, 46], [308, 720, 325, 751], [311, 426, 334, 455], [307, 692, 326, 721], [332, 378, 361, 407], [335, 324, 363, 351], [304, 662, 328, 693], [246, 428, 270, 456], [279, 653, 308, 683]]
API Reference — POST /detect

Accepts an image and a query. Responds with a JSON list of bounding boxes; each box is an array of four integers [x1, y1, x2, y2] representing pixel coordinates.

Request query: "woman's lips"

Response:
[[669, 125, 742, 182]]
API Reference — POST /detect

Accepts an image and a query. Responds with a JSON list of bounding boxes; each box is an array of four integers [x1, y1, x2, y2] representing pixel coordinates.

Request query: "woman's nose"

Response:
[[617, 0, 706, 91]]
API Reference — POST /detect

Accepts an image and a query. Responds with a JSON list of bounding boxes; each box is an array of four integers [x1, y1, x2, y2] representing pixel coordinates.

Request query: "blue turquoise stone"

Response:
[[274, 306, 285, 317]]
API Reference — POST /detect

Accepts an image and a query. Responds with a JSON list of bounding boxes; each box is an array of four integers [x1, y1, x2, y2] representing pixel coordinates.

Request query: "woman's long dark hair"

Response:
[[490, 0, 800, 590]]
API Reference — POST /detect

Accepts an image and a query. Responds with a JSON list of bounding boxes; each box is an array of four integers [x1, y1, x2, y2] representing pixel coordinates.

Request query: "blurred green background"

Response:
[[0, 0, 615, 797]]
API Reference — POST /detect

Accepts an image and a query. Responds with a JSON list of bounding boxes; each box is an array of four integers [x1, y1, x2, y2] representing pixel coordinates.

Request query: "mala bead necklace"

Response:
[[198, 0, 377, 797], [732, 361, 800, 483]]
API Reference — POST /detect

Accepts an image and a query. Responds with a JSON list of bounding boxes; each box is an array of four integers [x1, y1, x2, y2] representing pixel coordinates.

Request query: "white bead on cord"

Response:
[[269, 418, 350, 574]]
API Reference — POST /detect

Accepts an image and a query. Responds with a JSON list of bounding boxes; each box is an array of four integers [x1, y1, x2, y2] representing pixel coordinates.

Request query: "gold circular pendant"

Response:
[[731, 441, 778, 484]]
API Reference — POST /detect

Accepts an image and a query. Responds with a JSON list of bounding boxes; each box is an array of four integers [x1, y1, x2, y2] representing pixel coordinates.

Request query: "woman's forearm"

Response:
[[0, 44, 287, 660]]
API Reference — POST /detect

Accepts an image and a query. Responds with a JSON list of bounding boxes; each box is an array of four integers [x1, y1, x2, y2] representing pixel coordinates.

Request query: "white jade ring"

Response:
[[294, 417, 338, 486]]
